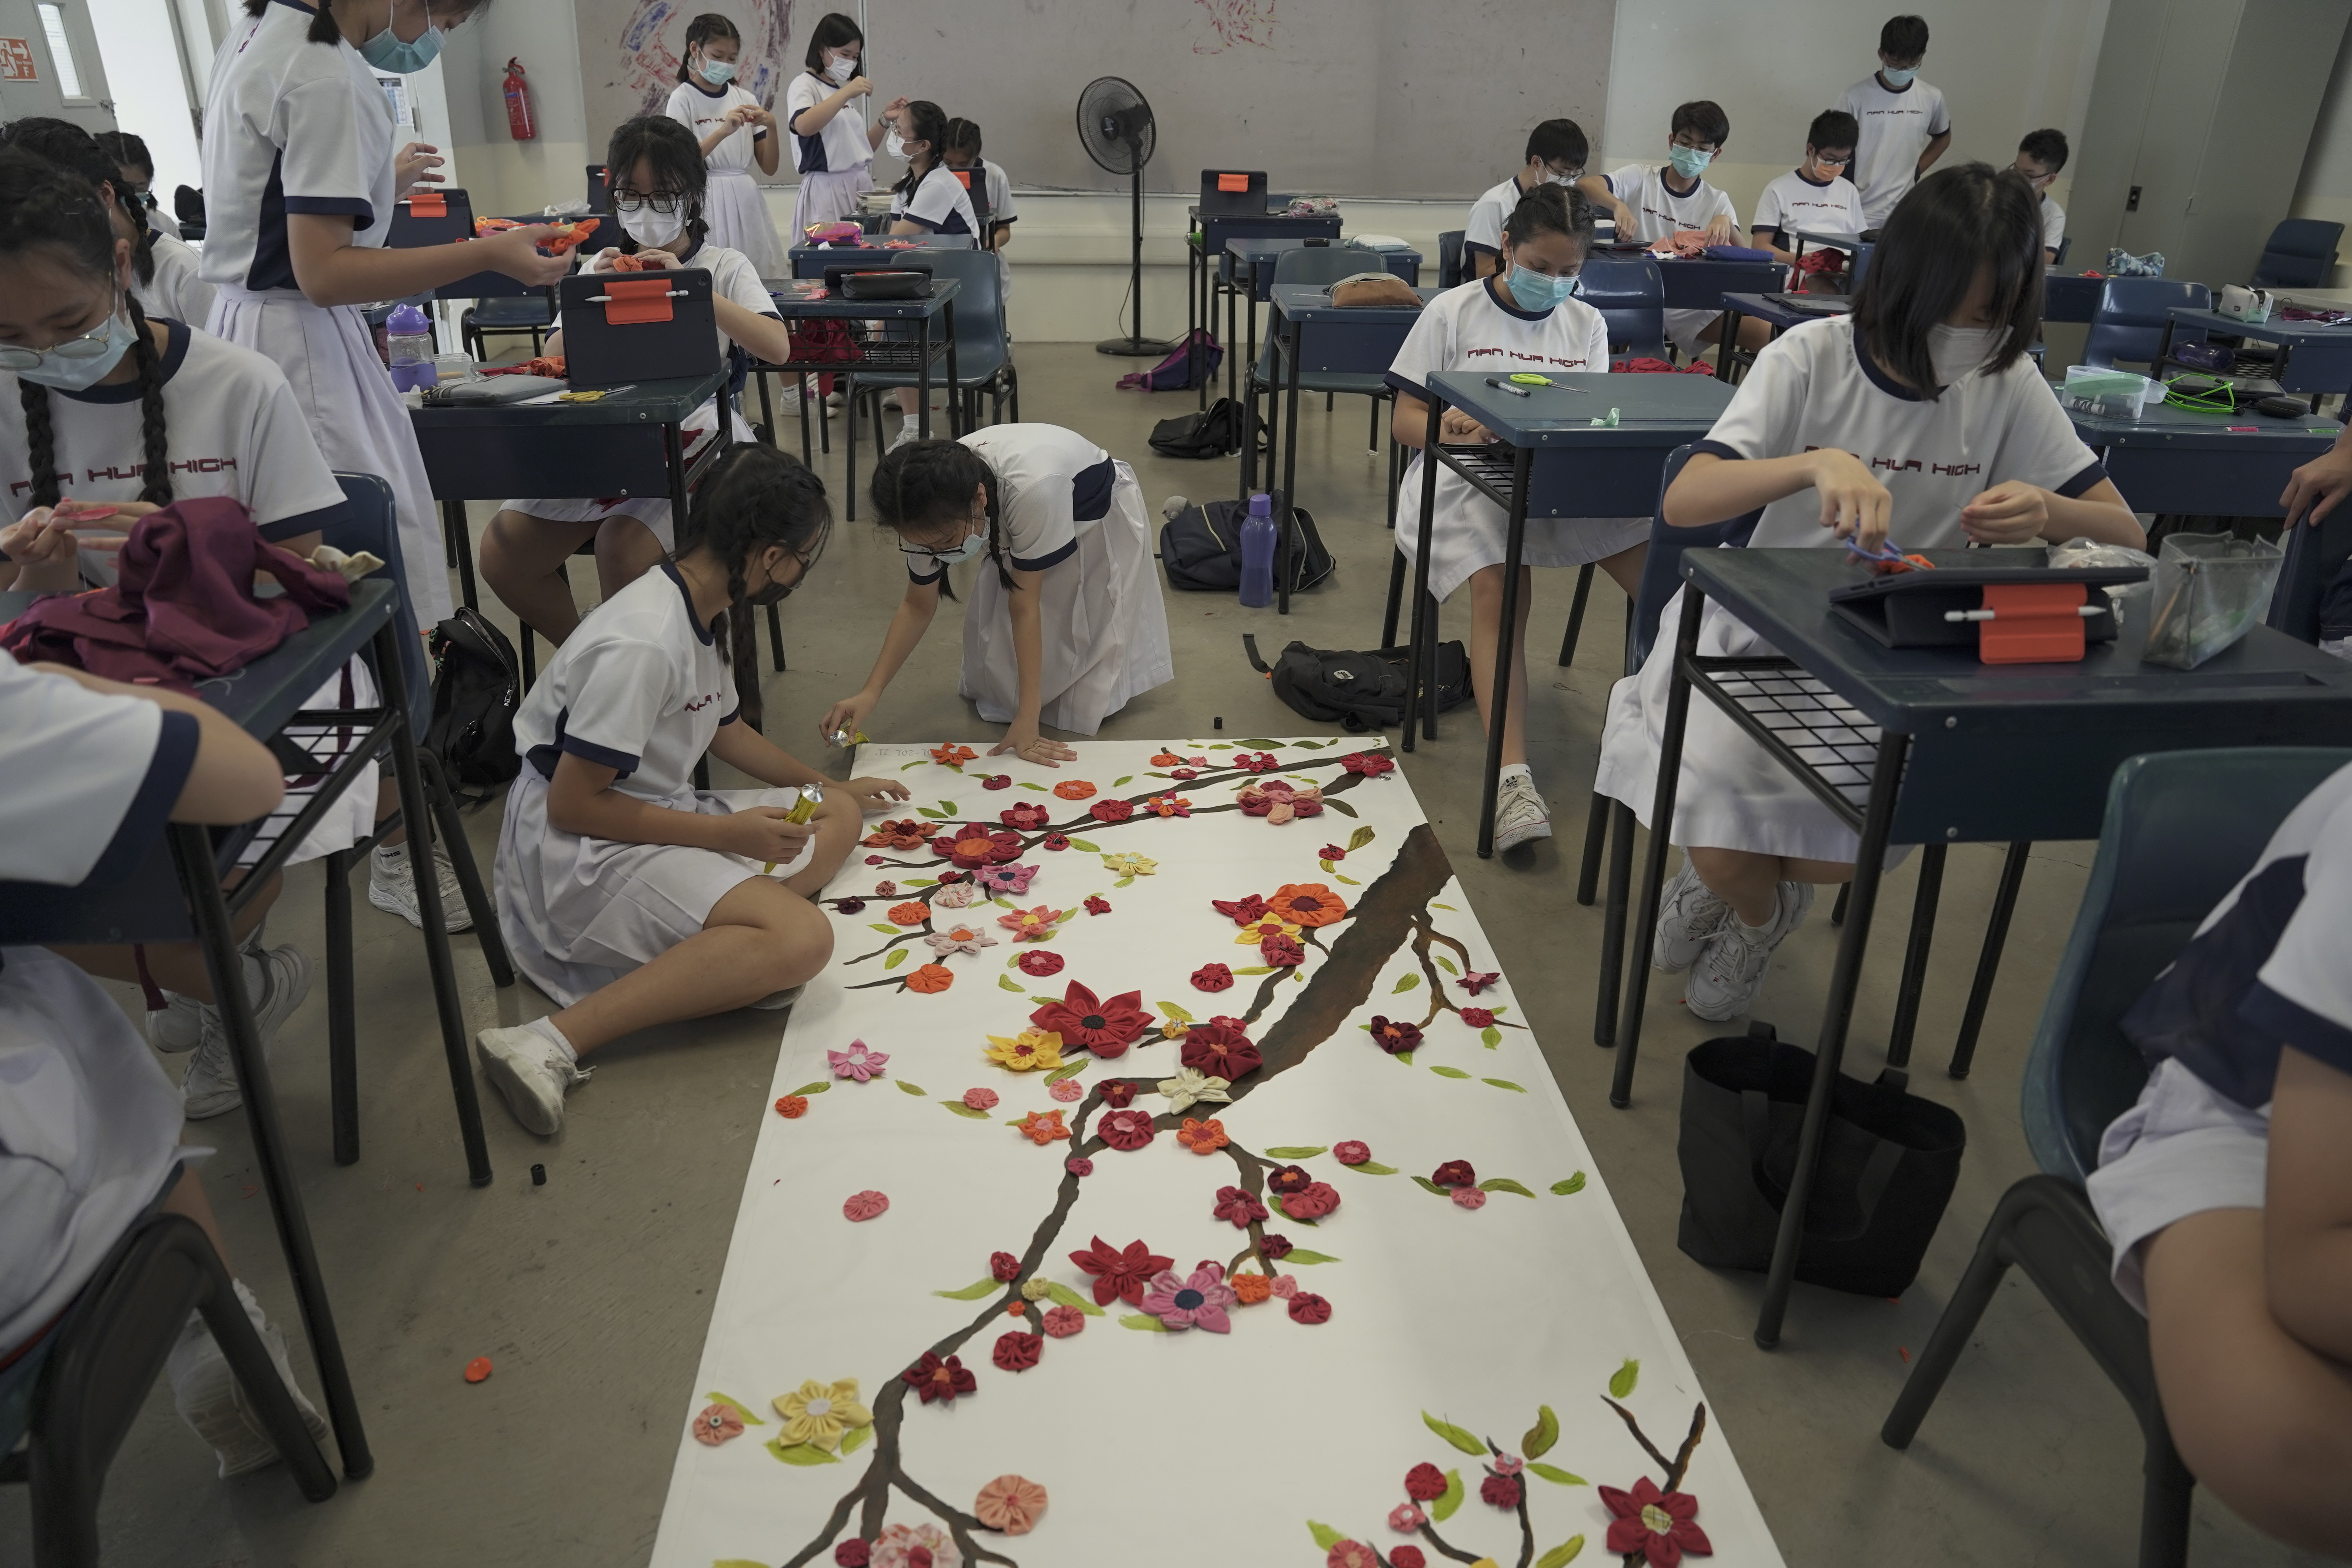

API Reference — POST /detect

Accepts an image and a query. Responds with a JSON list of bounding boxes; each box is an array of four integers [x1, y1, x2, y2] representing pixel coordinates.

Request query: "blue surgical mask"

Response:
[[1880, 66, 1917, 87], [359, 16, 443, 73], [698, 56, 736, 85], [1668, 145, 1713, 180], [929, 532, 988, 565], [4, 305, 136, 391], [1505, 264, 1574, 313]]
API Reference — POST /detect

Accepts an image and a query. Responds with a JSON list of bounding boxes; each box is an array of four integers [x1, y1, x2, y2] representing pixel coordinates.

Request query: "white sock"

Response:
[[1498, 762, 1534, 786], [525, 1014, 578, 1063]]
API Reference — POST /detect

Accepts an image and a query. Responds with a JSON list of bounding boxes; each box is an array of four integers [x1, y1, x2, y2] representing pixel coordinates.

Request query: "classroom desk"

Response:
[[784, 235, 975, 279], [1253, 284, 1436, 614], [1608, 546, 2352, 1348], [2158, 306, 2352, 397], [1186, 206, 1343, 407], [1714, 291, 1850, 377], [1653, 255, 1789, 314], [763, 278, 962, 523], [1405, 371, 1737, 856], [1221, 239, 1422, 407], [2043, 271, 2104, 325], [2062, 394, 2343, 515]]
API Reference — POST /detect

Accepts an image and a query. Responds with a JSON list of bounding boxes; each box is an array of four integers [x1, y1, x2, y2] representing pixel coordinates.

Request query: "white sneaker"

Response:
[[1492, 773, 1553, 852], [824, 389, 845, 410], [147, 990, 207, 1053], [368, 840, 474, 932], [1684, 882, 1815, 1023], [181, 946, 314, 1120], [479, 1022, 589, 1136], [749, 984, 804, 1011], [887, 419, 920, 452], [1654, 859, 1735, 973], [167, 1279, 329, 1478], [774, 383, 804, 414]]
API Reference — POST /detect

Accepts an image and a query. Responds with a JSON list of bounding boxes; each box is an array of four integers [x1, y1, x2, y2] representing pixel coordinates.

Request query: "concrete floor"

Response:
[[3, 345, 2327, 1568]]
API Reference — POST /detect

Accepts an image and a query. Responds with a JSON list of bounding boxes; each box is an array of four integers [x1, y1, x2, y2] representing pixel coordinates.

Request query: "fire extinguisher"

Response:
[[503, 57, 536, 141]]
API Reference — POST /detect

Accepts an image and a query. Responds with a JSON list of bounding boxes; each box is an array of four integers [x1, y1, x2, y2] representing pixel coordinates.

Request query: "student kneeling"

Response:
[[481, 446, 909, 1137], [1595, 164, 2143, 1020]]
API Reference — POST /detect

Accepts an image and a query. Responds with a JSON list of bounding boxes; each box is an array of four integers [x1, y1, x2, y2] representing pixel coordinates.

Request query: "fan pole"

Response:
[[1097, 152, 1173, 356]]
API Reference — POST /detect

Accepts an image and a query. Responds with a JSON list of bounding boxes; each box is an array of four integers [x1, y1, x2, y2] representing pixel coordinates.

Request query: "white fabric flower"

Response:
[[1156, 1068, 1232, 1114]]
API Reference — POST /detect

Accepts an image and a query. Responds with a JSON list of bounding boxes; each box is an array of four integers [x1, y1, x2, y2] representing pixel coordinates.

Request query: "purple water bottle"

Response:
[[385, 304, 436, 392], [1238, 492, 1276, 608]]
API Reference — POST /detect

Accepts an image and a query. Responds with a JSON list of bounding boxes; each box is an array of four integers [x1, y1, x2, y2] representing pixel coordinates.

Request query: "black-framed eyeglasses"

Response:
[[612, 191, 687, 216]]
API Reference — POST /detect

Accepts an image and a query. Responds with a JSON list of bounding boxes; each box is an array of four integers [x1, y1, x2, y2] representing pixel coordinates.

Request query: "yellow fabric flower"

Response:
[[1020, 1277, 1053, 1301], [1234, 917, 1303, 947], [772, 1378, 871, 1451], [985, 1028, 1066, 1072], [1099, 852, 1157, 878]]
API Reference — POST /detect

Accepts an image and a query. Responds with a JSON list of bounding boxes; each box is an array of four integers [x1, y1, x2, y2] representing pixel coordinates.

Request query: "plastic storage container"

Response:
[[2059, 365, 2161, 421], [2141, 532, 2285, 669], [385, 304, 436, 392], [1238, 492, 1276, 608]]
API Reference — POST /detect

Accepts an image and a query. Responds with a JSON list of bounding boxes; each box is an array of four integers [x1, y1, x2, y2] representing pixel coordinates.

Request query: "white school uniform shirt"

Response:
[[2041, 195, 2067, 258], [0, 652, 204, 1356], [665, 78, 769, 174], [1464, 174, 1541, 264], [147, 204, 183, 240], [889, 164, 978, 238], [1604, 163, 1739, 247], [1382, 278, 1637, 604], [1594, 314, 2111, 864], [1751, 169, 1866, 249], [908, 424, 1116, 587], [133, 232, 217, 332], [1836, 73, 1949, 227], [784, 69, 871, 176], [197, 0, 395, 292]]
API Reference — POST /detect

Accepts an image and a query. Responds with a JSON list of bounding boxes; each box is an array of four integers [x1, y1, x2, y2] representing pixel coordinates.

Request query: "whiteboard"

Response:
[[575, 0, 1615, 199]]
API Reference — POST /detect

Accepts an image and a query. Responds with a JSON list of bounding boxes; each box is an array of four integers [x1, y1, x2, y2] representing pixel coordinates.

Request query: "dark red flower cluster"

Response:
[[1432, 1160, 1477, 1188], [834, 1540, 872, 1566], [1191, 962, 1233, 992], [1369, 1016, 1421, 1054], [1000, 801, 1051, 829], [1089, 799, 1135, 823], [1288, 1293, 1332, 1324], [1282, 1181, 1341, 1220], [1181, 1020, 1262, 1080], [1339, 751, 1396, 778], [1100, 1108, 1156, 1150], [1212, 893, 1269, 926], [1404, 1463, 1450, 1501], [901, 1352, 976, 1405], [1031, 981, 1152, 1058], [1390, 1550, 1426, 1568], [1259, 1233, 1293, 1260], [1042, 832, 1071, 851], [991, 1331, 1042, 1372], [1261, 931, 1305, 967], [1481, 1474, 1522, 1509], [1266, 1163, 1313, 1195], [931, 823, 1023, 868], [1232, 751, 1279, 773], [1069, 1236, 1171, 1307], [990, 1250, 1020, 1282]]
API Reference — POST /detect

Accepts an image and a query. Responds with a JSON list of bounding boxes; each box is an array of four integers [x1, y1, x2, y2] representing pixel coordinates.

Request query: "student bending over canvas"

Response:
[[481, 445, 908, 1137], [1594, 163, 2143, 1020]]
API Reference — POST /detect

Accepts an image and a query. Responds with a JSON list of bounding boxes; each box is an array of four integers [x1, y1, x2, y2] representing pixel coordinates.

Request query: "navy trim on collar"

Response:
[[685, 76, 729, 98], [1850, 320, 1925, 402], [56, 318, 191, 405], [1482, 273, 1553, 323], [1659, 165, 1701, 199], [268, 0, 316, 13], [1875, 71, 1917, 94], [660, 560, 718, 644], [1796, 168, 1836, 188]]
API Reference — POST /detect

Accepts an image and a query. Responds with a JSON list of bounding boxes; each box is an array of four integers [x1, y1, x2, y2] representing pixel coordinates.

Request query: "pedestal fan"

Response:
[[1078, 76, 1172, 357]]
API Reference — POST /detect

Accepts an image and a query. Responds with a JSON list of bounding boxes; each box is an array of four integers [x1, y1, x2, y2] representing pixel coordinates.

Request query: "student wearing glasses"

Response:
[[1585, 100, 1742, 359], [824, 426, 1175, 765], [479, 116, 796, 650], [1463, 119, 1631, 279]]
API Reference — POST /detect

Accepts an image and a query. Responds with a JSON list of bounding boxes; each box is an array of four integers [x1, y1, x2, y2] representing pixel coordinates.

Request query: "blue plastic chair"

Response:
[[1250, 244, 1401, 455], [1884, 746, 2352, 1568], [2268, 505, 2352, 644], [838, 249, 1016, 521], [1579, 252, 1667, 361], [2084, 279, 2210, 371], [2252, 218, 2341, 291], [1437, 229, 1466, 289]]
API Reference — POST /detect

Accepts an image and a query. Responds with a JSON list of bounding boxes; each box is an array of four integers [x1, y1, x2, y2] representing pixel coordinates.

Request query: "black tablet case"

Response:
[[1828, 564, 2148, 649], [558, 268, 719, 388]]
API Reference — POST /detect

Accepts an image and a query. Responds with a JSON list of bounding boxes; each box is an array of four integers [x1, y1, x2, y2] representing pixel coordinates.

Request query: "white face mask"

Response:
[[617, 205, 681, 251], [884, 127, 906, 160], [826, 53, 857, 83], [1927, 323, 2005, 386]]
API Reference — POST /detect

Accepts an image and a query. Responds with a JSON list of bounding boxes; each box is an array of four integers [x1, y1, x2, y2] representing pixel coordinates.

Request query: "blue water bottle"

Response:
[[1238, 492, 1276, 608]]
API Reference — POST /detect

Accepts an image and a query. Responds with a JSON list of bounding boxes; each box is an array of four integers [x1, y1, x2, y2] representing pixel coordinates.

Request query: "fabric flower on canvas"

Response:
[[1020, 1276, 1052, 1302], [931, 744, 977, 767], [1236, 777, 1324, 824], [1191, 962, 1233, 991], [1150, 751, 1187, 766], [1098, 1107, 1156, 1151], [1029, 982, 1152, 1058], [1601, 1479, 1713, 1568], [773, 1378, 872, 1450], [1333, 1140, 1371, 1164], [1100, 852, 1156, 878], [1405, 1463, 1450, 1501], [1212, 1186, 1269, 1228], [1053, 779, 1097, 800], [1234, 915, 1303, 948], [1232, 1271, 1273, 1304], [1144, 793, 1192, 818], [1259, 1234, 1294, 1261], [962, 1087, 1000, 1111], [1140, 1261, 1237, 1332], [1049, 1077, 1084, 1103], [691, 1402, 744, 1445], [1260, 930, 1306, 967], [975, 862, 1039, 896], [1460, 971, 1500, 996], [1281, 1181, 1339, 1219], [975, 1474, 1048, 1536], [1169, 768, 1198, 780], [1212, 893, 1269, 926], [906, 964, 954, 993], [1269, 883, 1347, 927], [1069, 1236, 1173, 1307], [1017, 950, 1065, 977], [1041, 1304, 1085, 1338], [1493, 1454, 1525, 1477], [1481, 1474, 1522, 1510], [888, 902, 930, 927], [1180, 1020, 1262, 1080], [1368, 1017, 1421, 1054], [1460, 1007, 1495, 1029], [925, 922, 998, 958], [874, 882, 898, 897], [861, 819, 931, 849], [1451, 1187, 1488, 1211], [1432, 1159, 1477, 1188], [1100, 1080, 1137, 1108], [869, 1522, 959, 1568], [774, 1095, 809, 1119], [1042, 832, 1071, 851], [1269, 1274, 1299, 1299], [900, 1352, 975, 1405], [990, 1250, 1021, 1283], [991, 1332, 1042, 1372], [1390, 1550, 1427, 1568], [980, 773, 1012, 791], [1232, 750, 1278, 773], [834, 898, 866, 914], [1156, 1067, 1230, 1114], [1388, 1504, 1426, 1532], [996, 904, 1064, 942], [1176, 1117, 1230, 1154], [934, 882, 981, 909], [1318, 844, 1347, 862], [1064, 1156, 1093, 1176], [1083, 894, 1111, 915], [1088, 798, 1135, 823], [1266, 1163, 1313, 1195], [933, 824, 1024, 868], [828, 1041, 889, 1081], [1287, 1292, 1332, 1324], [1000, 801, 1051, 829], [842, 1191, 889, 1221], [1325, 1542, 1377, 1568], [1338, 750, 1396, 777], [1012, 1109, 1071, 1145]]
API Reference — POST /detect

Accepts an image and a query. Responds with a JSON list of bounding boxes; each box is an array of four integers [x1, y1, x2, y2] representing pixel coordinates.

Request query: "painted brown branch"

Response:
[[1601, 1395, 1675, 1477], [1408, 911, 1457, 1030], [893, 1473, 1016, 1566], [1662, 1402, 1708, 1492], [1416, 1519, 1487, 1563]]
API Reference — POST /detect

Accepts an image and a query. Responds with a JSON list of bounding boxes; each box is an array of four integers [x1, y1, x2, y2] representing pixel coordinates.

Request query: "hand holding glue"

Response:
[[764, 782, 823, 874]]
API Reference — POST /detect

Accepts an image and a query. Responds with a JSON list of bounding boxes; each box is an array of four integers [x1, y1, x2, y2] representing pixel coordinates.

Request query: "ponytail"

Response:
[[869, 438, 1011, 601], [677, 12, 740, 84], [0, 117, 152, 285], [892, 101, 949, 198]]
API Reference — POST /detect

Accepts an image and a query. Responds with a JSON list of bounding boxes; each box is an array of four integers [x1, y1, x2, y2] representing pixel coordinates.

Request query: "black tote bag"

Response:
[[1677, 1023, 1966, 1298]]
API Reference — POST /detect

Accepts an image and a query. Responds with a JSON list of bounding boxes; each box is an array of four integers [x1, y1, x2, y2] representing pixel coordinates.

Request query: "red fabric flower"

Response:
[[1017, 950, 1065, 977], [1042, 832, 1071, 851], [1325, 1543, 1377, 1568], [1100, 1080, 1136, 1108], [835, 1541, 872, 1567], [1084, 894, 1111, 915], [1089, 799, 1135, 823], [1404, 1463, 1450, 1501], [1144, 793, 1192, 818], [1199, 1187, 1263, 1231], [1098, 1107, 1156, 1151], [980, 773, 1012, 790], [1065, 1156, 1094, 1176], [1287, 1292, 1331, 1324], [1000, 801, 1051, 829], [1031, 982, 1152, 1059], [1261, 931, 1305, 967], [775, 1095, 809, 1119], [1212, 893, 1269, 927], [936, 869, 967, 883], [991, 1331, 1042, 1372], [901, 1352, 976, 1405], [1318, 844, 1346, 861], [1282, 1181, 1340, 1219], [990, 1250, 1020, 1282], [862, 818, 931, 849], [1391, 1550, 1427, 1568], [1333, 1140, 1370, 1164], [1481, 1474, 1522, 1510], [1180, 1020, 1262, 1080], [1232, 751, 1278, 773], [1432, 1160, 1477, 1188], [1266, 1163, 1313, 1195], [1170, 768, 1198, 780], [1602, 1479, 1713, 1567], [1259, 1233, 1293, 1259], [1339, 750, 1396, 777], [1369, 1016, 1422, 1054], [834, 898, 867, 914], [1191, 962, 1233, 992], [1069, 1236, 1173, 1307], [1460, 1007, 1495, 1028], [1460, 971, 1500, 996], [932, 823, 1024, 868], [1042, 1304, 1085, 1337]]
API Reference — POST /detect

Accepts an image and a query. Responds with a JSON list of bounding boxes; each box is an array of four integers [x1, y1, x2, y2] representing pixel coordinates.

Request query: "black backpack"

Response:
[[1242, 633, 1470, 733], [1160, 495, 1335, 595], [424, 607, 522, 804], [1148, 397, 1245, 459]]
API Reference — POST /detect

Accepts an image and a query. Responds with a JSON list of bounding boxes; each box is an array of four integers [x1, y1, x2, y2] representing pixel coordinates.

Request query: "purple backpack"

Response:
[[1116, 328, 1223, 392]]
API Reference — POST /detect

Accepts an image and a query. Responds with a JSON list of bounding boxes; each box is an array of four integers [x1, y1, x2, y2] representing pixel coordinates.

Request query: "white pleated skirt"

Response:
[[705, 169, 789, 278], [1392, 450, 1646, 605], [789, 168, 874, 241]]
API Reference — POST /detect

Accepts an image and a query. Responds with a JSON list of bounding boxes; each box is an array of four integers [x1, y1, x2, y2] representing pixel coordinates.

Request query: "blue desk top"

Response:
[[785, 238, 973, 278], [1226, 238, 1422, 265], [1788, 227, 1869, 252], [1428, 370, 1733, 448], [1269, 283, 1439, 325], [2165, 307, 2352, 346], [767, 278, 962, 319], [1721, 290, 1849, 330], [2060, 390, 2343, 451], [409, 369, 727, 429]]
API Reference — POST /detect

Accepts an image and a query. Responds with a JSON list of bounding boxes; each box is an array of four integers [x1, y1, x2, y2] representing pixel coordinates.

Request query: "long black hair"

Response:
[[944, 117, 983, 160], [1501, 181, 1595, 255], [892, 100, 947, 198], [869, 438, 1010, 601], [0, 118, 152, 285], [678, 444, 830, 720], [678, 12, 739, 84], [241, 0, 492, 46], [804, 11, 862, 74], [1850, 162, 2044, 397], [0, 149, 170, 510], [606, 115, 710, 250]]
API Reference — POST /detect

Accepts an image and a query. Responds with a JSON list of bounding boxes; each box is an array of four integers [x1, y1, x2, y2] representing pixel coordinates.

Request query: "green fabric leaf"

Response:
[[1535, 1536, 1586, 1567], [839, 1423, 873, 1455], [1068, 838, 1100, 852], [904, 878, 937, 887], [1432, 1468, 1465, 1522], [1411, 1175, 1446, 1196], [1429, 1065, 1472, 1079], [1306, 1521, 1343, 1551], [1528, 1463, 1585, 1487], [1552, 1172, 1588, 1195], [1490, 1005, 1510, 1017], [1479, 1178, 1536, 1198], [1281, 1249, 1340, 1265], [1336, 873, 1360, 884], [1115, 876, 1134, 888], [1481, 1027, 1503, 1049], [1269, 1196, 1318, 1226], [993, 896, 1016, 909], [1018, 781, 1049, 791], [1054, 907, 1076, 922], [1433, 902, 1456, 910], [1324, 798, 1358, 818], [933, 1277, 1000, 1299], [1436, 954, 1459, 975], [1241, 738, 1281, 748], [1042, 1281, 1105, 1316], [1112, 775, 1133, 786], [1042, 1061, 1086, 1084], [1118, 1314, 1166, 1331], [1319, 859, 1335, 873], [1263, 1145, 1328, 1158], [1343, 1160, 1397, 1175], [1482, 1077, 1526, 1093], [868, 923, 902, 934], [1347, 825, 1376, 851], [714, 1559, 772, 1567], [701, 1391, 766, 1426], [941, 1102, 991, 1120], [1523, 1403, 1557, 1459], [899, 760, 927, 770], [938, 800, 956, 813], [1608, 1358, 1640, 1399], [1231, 965, 1274, 976], [1422, 1411, 1487, 1457], [1156, 1001, 1196, 1023], [1392, 973, 1420, 993], [1030, 995, 1061, 1006], [1293, 739, 1326, 748], [884, 949, 908, 970], [998, 974, 1025, 991], [895, 1080, 926, 1096], [1393, 1050, 1414, 1064], [766, 1439, 840, 1466], [790, 1082, 831, 1096], [916, 807, 946, 819]]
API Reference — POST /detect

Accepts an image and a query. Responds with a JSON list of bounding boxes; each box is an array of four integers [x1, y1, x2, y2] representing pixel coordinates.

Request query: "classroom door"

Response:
[[0, 0, 114, 132]]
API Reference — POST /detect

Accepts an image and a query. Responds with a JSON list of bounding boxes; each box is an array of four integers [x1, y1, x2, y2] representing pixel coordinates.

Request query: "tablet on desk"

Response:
[[1199, 169, 1268, 215], [1775, 295, 1852, 316], [1828, 565, 2145, 649], [559, 269, 720, 388]]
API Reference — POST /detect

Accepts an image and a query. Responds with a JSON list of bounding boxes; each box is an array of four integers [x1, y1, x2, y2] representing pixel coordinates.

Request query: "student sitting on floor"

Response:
[[1464, 119, 1630, 280], [1838, 14, 1950, 229], [479, 115, 793, 650], [481, 445, 907, 1138], [2086, 759, 2352, 1557], [1594, 163, 2144, 1019], [1751, 110, 1866, 275], [2014, 129, 2069, 263], [0, 650, 327, 1479], [1584, 100, 1741, 361], [1386, 184, 1633, 855]]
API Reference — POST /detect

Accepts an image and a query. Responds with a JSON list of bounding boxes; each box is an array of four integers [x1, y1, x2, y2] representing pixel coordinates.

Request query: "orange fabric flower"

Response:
[[1145, 794, 1192, 818], [906, 963, 955, 994], [888, 902, 929, 926], [1267, 883, 1348, 927], [930, 743, 976, 767], [1232, 1272, 1273, 1304], [1053, 780, 1097, 800], [975, 1474, 1048, 1535], [1150, 751, 1186, 766], [1176, 1117, 1230, 1154], [861, 818, 931, 849], [774, 1095, 809, 1119], [1013, 1109, 1071, 1145]]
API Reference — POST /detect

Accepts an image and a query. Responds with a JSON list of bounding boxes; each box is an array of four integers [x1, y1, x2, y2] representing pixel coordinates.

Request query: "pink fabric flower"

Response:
[[842, 1190, 889, 1221], [975, 1474, 1048, 1535], [1269, 1273, 1299, 1299], [1139, 1261, 1238, 1332], [1064, 1156, 1094, 1176], [962, 1087, 1000, 1111], [1049, 1077, 1084, 1102], [1452, 1186, 1488, 1210], [1212, 1185, 1269, 1227], [1281, 1181, 1340, 1220], [869, 1521, 960, 1568], [975, 862, 1038, 895], [690, 1402, 744, 1445], [1388, 1503, 1426, 1532], [864, 855, 885, 866], [1493, 1453, 1525, 1476], [1460, 970, 1500, 996], [1339, 750, 1396, 777], [996, 904, 1065, 942], [1000, 801, 1051, 829], [1326, 1543, 1377, 1568], [1041, 1303, 1086, 1337], [828, 1041, 889, 1081], [1334, 1140, 1371, 1165], [935, 882, 981, 909], [874, 881, 898, 896]]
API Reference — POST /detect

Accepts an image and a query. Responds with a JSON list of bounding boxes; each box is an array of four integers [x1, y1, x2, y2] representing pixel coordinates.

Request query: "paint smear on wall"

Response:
[[609, 0, 799, 116], [1191, 0, 1275, 54]]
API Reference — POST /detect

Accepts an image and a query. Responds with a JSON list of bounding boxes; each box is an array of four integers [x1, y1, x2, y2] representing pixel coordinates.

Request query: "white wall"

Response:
[[441, 0, 590, 218], [87, 0, 203, 197], [2293, 22, 2352, 278]]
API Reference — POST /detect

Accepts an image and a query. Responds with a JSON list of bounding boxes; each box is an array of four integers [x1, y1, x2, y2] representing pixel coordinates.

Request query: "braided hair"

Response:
[[868, 438, 1011, 602], [0, 149, 172, 509], [0, 117, 153, 286], [675, 443, 831, 713], [678, 12, 740, 83], [606, 115, 711, 250]]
